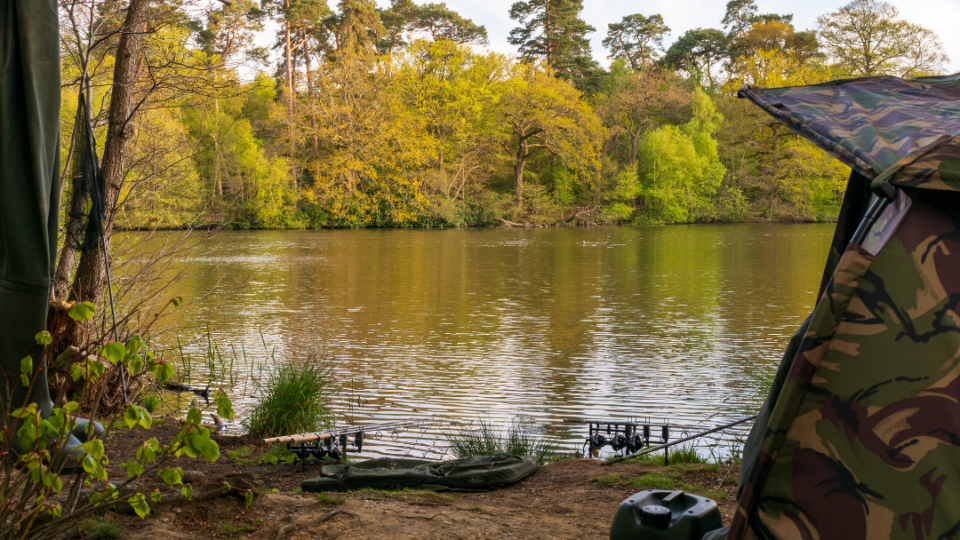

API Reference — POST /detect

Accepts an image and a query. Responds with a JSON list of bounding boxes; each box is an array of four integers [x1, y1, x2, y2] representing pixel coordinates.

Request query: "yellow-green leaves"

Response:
[[68, 301, 96, 322], [34, 331, 52, 346], [124, 404, 152, 429], [128, 492, 150, 518], [215, 390, 234, 421], [20, 356, 33, 386], [124, 461, 146, 478], [100, 342, 125, 365], [159, 467, 183, 486], [136, 439, 160, 464], [80, 440, 109, 482]]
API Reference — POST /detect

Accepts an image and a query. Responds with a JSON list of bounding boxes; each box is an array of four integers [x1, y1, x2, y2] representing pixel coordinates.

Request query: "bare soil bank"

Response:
[[88, 422, 739, 539]]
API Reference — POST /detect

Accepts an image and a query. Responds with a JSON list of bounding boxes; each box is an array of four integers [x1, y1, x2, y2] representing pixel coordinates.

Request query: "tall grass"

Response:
[[243, 354, 335, 438], [446, 418, 555, 464]]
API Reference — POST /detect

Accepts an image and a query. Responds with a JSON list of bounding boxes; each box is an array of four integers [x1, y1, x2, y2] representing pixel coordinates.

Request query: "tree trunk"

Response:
[[304, 40, 319, 164], [68, 0, 150, 305], [514, 141, 527, 207]]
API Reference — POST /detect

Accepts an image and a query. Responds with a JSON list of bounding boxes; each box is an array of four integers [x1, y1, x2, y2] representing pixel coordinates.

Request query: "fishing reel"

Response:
[[284, 432, 364, 471], [584, 421, 667, 457]]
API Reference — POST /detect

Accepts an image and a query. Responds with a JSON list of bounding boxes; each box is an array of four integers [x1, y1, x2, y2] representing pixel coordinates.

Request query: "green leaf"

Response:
[[100, 342, 125, 365], [150, 489, 162, 504], [81, 455, 96, 475], [124, 461, 145, 478], [129, 355, 144, 375], [184, 428, 220, 462], [80, 440, 105, 460], [123, 404, 151, 429], [159, 468, 182, 486], [46, 503, 62, 518], [128, 492, 150, 519], [215, 391, 234, 421], [136, 439, 159, 464], [152, 361, 174, 382], [181, 485, 193, 500], [20, 356, 32, 376], [69, 364, 85, 382], [185, 406, 202, 425], [244, 491, 254, 508], [68, 302, 96, 322], [126, 335, 145, 355], [19, 374, 29, 387], [34, 331, 52, 346], [172, 296, 183, 308]]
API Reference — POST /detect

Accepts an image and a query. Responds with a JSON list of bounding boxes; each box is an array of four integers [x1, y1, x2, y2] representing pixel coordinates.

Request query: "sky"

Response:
[[367, 0, 960, 73]]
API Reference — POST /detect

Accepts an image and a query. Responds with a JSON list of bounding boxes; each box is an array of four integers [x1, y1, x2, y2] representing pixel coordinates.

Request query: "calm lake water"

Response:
[[152, 224, 834, 459]]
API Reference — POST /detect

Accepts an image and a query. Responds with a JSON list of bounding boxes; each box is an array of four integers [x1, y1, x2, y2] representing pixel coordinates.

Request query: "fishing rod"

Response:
[[263, 419, 437, 444], [602, 415, 757, 466], [266, 419, 439, 471]]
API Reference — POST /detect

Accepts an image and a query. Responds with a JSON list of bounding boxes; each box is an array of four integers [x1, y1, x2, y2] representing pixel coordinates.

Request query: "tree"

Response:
[[191, 0, 265, 64], [595, 62, 690, 167], [817, 0, 949, 77], [414, 3, 488, 45], [637, 88, 727, 223], [728, 21, 821, 67], [663, 29, 729, 90], [496, 63, 605, 206], [508, 0, 599, 90], [721, 0, 793, 39], [603, 14, 670, 70], [395, 40, 505, 220]]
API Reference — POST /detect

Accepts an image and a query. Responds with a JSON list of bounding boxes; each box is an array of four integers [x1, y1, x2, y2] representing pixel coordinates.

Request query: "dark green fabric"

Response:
[[0, 0, 89, 468], [0, 0, 61, 406], [301, 454, 540, 492]]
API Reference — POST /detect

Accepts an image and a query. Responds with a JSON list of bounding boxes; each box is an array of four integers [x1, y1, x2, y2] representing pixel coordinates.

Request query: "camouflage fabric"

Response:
[[738, 74, 960, 191], [729, 194, 960, 539]]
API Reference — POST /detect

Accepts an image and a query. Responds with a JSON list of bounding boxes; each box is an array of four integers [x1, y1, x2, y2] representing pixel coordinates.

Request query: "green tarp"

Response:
[[739, 75, 960, 191], [0, 0, 61, 417], [301, 454, 539, 492]]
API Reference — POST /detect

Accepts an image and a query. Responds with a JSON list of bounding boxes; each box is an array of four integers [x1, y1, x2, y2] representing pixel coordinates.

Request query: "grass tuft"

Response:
[[142, 393, 161, 414], [244, 355, 335, 438], [315, 493, 345, 504], [79, 515, 125, 539], [445, 418, 556, 464], [590, 473, 622, 486]]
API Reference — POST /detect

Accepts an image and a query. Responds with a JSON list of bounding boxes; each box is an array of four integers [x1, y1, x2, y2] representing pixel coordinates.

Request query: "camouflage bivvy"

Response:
[[729, 74, 960, 539]]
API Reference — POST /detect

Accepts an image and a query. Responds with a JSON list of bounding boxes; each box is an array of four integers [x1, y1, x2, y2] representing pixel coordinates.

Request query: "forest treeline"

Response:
[[59, 0, 950, 229]]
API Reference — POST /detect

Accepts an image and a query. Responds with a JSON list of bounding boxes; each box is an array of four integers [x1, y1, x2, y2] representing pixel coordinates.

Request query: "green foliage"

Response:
[[1, 330, 234, 540], [243, 355, 335, 438], [637, 88, 726, 223]]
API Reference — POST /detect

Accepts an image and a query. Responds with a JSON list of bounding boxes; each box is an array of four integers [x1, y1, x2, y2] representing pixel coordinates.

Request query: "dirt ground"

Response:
[[82, 422, 741, 539]]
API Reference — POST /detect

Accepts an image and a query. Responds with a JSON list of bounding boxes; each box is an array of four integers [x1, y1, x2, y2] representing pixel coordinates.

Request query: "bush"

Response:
[[244, 355, 335, 438], [446, 418, 556, 465]]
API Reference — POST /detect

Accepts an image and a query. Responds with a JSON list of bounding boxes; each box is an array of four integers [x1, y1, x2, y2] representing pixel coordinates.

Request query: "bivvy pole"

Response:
[[80, 79, 126, 403], [603, 415, 757, 466], [850, 181, 898, 246]]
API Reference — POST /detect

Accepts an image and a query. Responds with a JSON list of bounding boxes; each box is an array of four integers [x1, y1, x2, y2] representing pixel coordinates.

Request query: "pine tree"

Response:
[[508, 0, 599, 91]]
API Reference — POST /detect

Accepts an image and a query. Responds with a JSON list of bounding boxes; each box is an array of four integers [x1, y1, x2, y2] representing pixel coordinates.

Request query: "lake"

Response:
[[150, 224, 834, 460]]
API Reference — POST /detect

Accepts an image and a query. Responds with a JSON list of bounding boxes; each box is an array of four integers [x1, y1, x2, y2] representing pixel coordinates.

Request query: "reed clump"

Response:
[[244, 354, 335, 438], [446, 418, 556, 464]]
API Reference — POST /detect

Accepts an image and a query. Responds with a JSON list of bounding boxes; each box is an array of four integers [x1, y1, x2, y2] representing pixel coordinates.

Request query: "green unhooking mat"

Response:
[[301, 454, 539, 493]]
